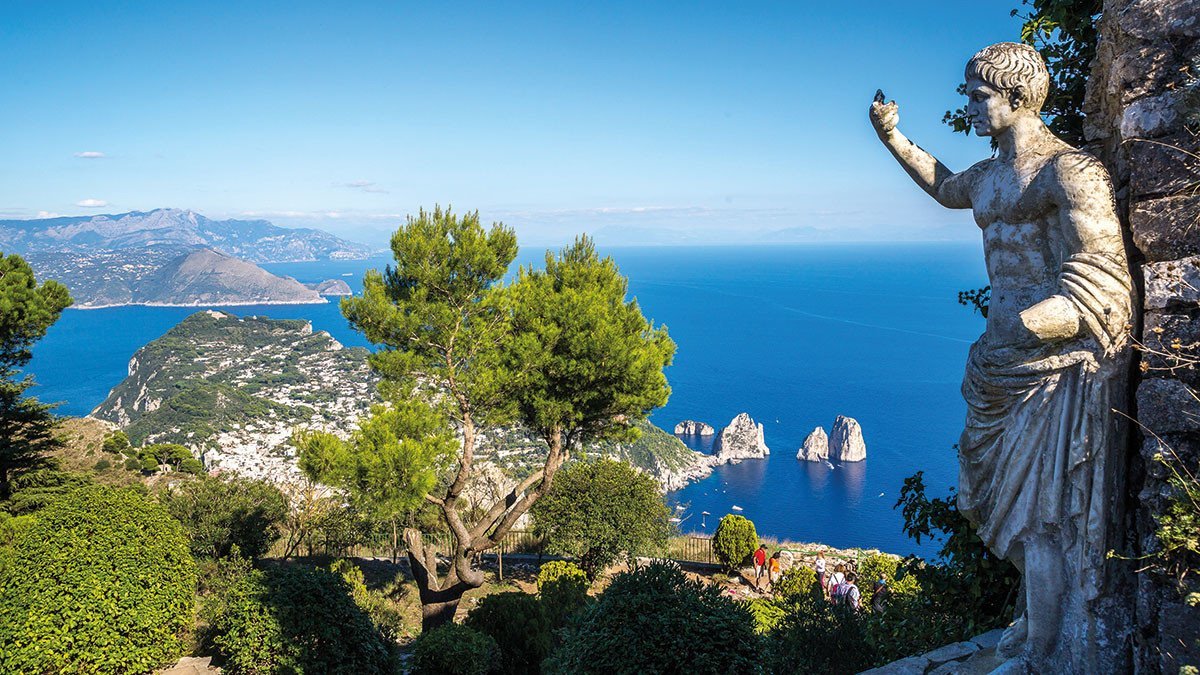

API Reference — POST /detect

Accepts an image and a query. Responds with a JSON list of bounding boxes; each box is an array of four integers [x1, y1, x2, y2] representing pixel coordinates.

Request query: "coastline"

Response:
[[69, 298, 332, 310]]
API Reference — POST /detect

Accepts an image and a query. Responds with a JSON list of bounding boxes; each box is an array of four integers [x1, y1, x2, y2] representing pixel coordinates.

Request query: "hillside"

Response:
[[0, 208, 372, 262], [90, 311, 712, 490]]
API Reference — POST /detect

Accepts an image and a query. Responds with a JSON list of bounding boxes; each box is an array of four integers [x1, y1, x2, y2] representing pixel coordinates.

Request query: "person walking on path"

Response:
[[828, 563, 846, 599], [753, 544, 768, 589], [841, 572, 862, 611], [815, 550, 827, 592], [872, 577, 889, 612], [768, 551, 782, 590]]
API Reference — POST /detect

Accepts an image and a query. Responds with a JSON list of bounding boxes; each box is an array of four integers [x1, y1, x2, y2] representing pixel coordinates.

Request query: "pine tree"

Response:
[[0, 253, 71, 501]]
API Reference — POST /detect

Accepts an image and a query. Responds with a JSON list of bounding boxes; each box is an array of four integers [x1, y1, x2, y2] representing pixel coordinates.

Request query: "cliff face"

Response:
[[829, 416, 866, 463], [1084, 3, 1200, 671], [797, 426, 829, 462], [713, 413, 769, 464]]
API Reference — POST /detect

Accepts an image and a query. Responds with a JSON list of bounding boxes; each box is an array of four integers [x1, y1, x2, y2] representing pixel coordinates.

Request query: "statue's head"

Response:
[[964, 42, 1050, 137]]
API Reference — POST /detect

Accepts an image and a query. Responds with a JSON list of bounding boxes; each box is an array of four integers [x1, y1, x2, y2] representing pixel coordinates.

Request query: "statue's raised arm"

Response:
[[869, 90, 972, 209]]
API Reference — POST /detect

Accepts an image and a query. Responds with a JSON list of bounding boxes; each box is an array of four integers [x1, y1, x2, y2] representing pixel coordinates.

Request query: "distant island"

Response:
[[2, 208, 372, 308], [91, 310, 713, 491]]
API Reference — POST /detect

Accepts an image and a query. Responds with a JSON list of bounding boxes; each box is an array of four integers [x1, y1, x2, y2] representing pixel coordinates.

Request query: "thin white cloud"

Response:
[[74, 151, 106, 159], [36, 211, 61, 218], [338, 180, 389, 194], [76, 199, 108, 208]]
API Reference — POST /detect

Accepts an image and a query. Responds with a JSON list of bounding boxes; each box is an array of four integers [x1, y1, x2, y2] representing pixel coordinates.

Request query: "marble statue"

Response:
[[870, 43, 1133, 671]]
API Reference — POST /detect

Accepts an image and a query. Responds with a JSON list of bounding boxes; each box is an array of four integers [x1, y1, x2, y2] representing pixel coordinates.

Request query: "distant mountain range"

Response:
[[2, 209, 371, 308], [0, 208, 373, 262]]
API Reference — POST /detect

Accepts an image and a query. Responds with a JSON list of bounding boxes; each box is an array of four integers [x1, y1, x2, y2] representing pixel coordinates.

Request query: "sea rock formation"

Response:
[[829, 415, 866, 463], [797, 426, 829, 462], [713, 413, 769, 464], [674, 420, 715, 435]]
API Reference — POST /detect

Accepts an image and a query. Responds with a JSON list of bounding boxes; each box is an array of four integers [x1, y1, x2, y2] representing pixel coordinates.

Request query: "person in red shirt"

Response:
[[752, 544, 768, 589]]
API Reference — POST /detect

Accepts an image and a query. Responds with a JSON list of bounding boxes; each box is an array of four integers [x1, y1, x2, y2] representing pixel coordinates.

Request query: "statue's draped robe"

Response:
[[958, 251, 1132, 600]]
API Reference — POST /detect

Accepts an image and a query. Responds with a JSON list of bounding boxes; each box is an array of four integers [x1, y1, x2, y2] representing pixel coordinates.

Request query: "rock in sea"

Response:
[[829, 415, 867, 463], [797, 426, 829, 462], [674, 420, 715, 435], [713, 413, 770, 464]]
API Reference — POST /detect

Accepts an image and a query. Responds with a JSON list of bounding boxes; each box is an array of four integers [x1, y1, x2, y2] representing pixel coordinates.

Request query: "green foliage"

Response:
[[329, 559, 406, 641], [138, 442, 204, 474], [742, 597, 787, 634], [162, 474, 289, 560], [2, 462, 93, 516], [944, 0, 1099, 146], [0, 485, 196, 674], [124, 380, 297, 448], [957, 286, 990, 319], [205, 561, 394, 674], [713, 514, 759, 572], [465, 592, 553, 675], [765, 594, 876, 675], [772, 565, 819, 604], [502, 235, 675, 448], [537, 560, 591, 625], [102, 430, 131, 454], [1150, 449, 1200, 583], [858, 553, 901, 588], [411, 623, 501, 675], [295, 398, 458, 523], [0, 253, 72, 501], [341, 205, 518, 419], [531, 459, 671, 579], [545, 561, 761, 674]]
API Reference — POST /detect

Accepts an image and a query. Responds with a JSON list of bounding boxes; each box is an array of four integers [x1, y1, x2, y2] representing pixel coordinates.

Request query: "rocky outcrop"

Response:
[[674, 420, 715, 435], [829, 415, 866, 463], [306, 279, 353, 296], [797, 426, 829, 462], [713, 413, 769, 464]]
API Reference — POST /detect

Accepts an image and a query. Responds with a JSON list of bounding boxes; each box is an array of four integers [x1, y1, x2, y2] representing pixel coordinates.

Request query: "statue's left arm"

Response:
[[1019, 152, 1130, 346]]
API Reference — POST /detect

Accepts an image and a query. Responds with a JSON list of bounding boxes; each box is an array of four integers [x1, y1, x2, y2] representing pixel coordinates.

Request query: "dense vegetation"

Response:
[[713, 513, 759, 571], [0, 485, 197, 673]]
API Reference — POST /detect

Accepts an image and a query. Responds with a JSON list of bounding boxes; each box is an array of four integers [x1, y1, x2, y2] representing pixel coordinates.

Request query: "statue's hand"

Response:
[[870, 91, 899, 138]]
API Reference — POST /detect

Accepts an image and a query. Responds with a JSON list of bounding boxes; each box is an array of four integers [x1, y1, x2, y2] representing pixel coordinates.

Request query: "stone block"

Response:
[[1121, 92, 1182, 139], [1117, 0, 1200, 40], [1145, 256, 1200, 310], [857, 655, 929, 675], [969, 628, 1005, 651], [1129, 132, 1200, 199], [920, 641, 979, 667], [1136, 378, 1200, 434], [1131, 194, 1200, 262]]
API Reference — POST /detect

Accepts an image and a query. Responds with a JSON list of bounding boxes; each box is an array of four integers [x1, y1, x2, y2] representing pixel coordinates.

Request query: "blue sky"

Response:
[[0, 1, 1023, 246]]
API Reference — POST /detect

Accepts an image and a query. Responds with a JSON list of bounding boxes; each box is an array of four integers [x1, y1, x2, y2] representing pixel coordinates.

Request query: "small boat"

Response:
[[341, 272, 353, 276], [669, 517, 682, 523], [731, 505, 744, 511], [878, 492, 886, 497], [824, 461, 835, 470]]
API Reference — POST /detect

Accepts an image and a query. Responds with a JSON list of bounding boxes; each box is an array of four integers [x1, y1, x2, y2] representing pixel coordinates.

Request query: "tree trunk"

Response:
[[420, 595, 465, 632]]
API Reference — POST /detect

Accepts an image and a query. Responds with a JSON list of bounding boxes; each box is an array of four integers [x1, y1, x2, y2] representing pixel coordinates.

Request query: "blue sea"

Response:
[[28, 243, 986, 557]]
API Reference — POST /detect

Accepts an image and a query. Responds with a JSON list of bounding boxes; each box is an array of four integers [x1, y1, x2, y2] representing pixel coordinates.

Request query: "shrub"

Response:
[[537, 560, 590, 625], [858, 553, 900, 586], [102, 430, 132, 454], [163, 474, 288, 560], [330, 559, 406, 641], [712, 514, 758, 572], [0, 485, 197, 674], [411, 623, 500, 675], [742, 597, 786, 634], [766, 594, 875, 675], [545, 561, 761, 674], [93, 458, 112, 471], [531, 459, 672, 579], [772, 565, 819, 604], [206, 562, 394, 674], [466, 592, 553, 674]]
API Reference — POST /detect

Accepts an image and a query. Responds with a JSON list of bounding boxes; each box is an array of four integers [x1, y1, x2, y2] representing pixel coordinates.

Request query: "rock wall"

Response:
[[1084, 2, 1200, 672]]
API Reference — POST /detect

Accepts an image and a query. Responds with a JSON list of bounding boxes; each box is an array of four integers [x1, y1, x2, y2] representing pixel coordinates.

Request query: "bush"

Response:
[[712, 514, 758, 572], [537, 560, 590, 625], [163, 474, 288, 560], [206, 561, 394, 674], [772, 565, 819, 604], [466, 592, 553, 674], [0, 485, 197, 674], [545, 561, 761, 673], [766, 594, 875, 675], [531, 459, 672, 579], [330, 559, 406, 641], [411, 623, 500, 675], [742, 597, 786, 634], [102, 430, 132, 454]]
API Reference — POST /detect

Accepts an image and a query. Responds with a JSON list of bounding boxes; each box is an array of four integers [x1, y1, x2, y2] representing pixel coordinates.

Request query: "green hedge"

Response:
[[713, 514, 758, 571], [0, 485, 197, 674], [411, 623, 500, 675]]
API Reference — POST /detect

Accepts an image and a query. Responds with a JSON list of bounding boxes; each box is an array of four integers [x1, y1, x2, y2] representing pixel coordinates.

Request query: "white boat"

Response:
[[731, 505, 744, 511]]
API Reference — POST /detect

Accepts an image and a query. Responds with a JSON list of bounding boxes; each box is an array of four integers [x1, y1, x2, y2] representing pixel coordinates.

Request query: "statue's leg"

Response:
[[1022, 534, 1065, 661]]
